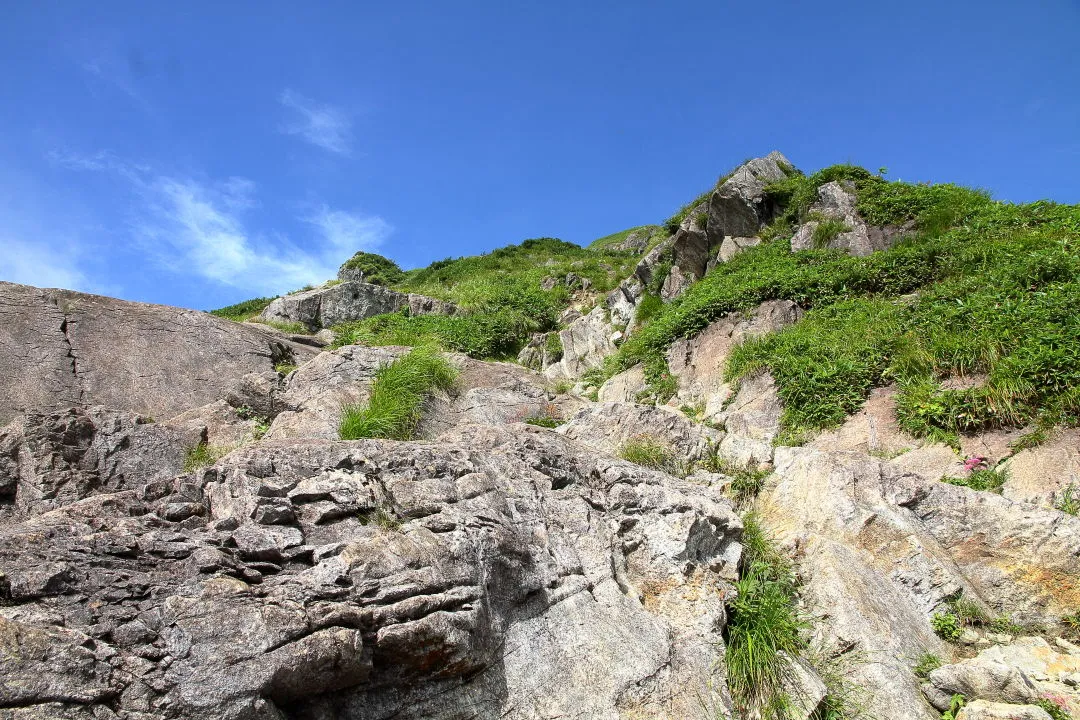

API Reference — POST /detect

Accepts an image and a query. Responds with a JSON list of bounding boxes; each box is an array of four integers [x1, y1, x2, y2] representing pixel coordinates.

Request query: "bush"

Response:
[[338, 347, 457, 440], [931, 612, 963, 641], [339, 251, 405, 286]]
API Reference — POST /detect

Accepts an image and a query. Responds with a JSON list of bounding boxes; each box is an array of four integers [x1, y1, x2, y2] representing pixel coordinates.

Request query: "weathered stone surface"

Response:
[[0, 421, 743, 719], [715, 372, 783, 465], [716, 235, 762, 263], [164, 399, 260, 448], [260, 281, 455, 330], [761, 445, 1080, 720], [598, 364, 647, 403], [1001, 429, 1080, 508], [955, 701, 1054, 720], [667, 301, 802, 422], [926, 658, 1040, 707], [543, 306, 619, 380], [558, 401, 723, 464], [706, 151, 793, 239], [0, 406, 190, 516], [0, 282, 315, 426], [790, 181, 914, 256]]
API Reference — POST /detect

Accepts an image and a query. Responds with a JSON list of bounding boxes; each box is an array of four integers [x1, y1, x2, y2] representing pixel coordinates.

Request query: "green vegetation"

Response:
[[1057, 484, 1079, 515], [913, 653, 942, 679], [587, 224, 661, 252], [809, 215, 852, 249], [591, 161, 1080, 445], [931, 612, 963, 642], [209, 297, 273, 322], [250, 318, 311, 334], [274, 362, 298, 376], [360, 507, 403, 532], [1062, 611, 1080, 637], [340, 251, 405, 286], [617, 435, 685, 475], [332, 238, 638, 360], [338, 347, 457, 440], [940, 694, 966, 720], [943, 466, 1009, 492], [544, 331, 564, 362], [699, 455, 770, 507], [521, 403, 564, 428], [183, 442, 230, 472], [1035, 698, 1071, 720], [663, 188, 713, 234], [725, 514, 807, 717]]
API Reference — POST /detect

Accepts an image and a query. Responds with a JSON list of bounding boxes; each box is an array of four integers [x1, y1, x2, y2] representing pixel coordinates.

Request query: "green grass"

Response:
[[944, 466, 1009, 492], [338, 347, 457, 440], [183, 443, 230, 472], [618, 435, 685, 475], [274, 362, 298, 376], [725, 514, 808, 717], [663, 188, 714, 234], [810, 216, 852, 249], [521, 402, 564, 428], [1057, 484, 1079, 515], [587, 224, 661, 252], [913, 652, 942, 679], [340, 251, 405, 286], [209, 297, 273, 322], [591, 164, 1080, 444], [331, 238, 639, 360], [1035, 698, 1071, 720], [249, 318, 311, 334]]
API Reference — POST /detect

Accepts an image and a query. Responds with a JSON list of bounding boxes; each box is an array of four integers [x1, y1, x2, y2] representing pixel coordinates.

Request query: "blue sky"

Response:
[[2, 1, 1078, 310]]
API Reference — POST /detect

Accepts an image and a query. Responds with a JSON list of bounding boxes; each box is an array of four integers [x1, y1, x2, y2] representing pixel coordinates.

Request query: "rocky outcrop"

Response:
[[558, 401, 723, 464], [260, 281, 455, 331], [0, 282, 314, 426], [1000, 429, 1080, 509], [542, 305, 621, 380], [0, 411, 744, 719], [790, 181, 914, 256], [706, 151, 793, 239], [760, 446, 1080, 720]]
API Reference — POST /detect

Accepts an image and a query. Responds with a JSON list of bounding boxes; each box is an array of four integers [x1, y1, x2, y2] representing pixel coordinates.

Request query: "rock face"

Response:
[[760, 446, 1080, 720], [259, 282, 455, 331], [0, 282, 315, 426], [0, 410, 744, 719], [558, 401, 723, 464], [790, 181, 914, 256], [706, 150, 793, 239]]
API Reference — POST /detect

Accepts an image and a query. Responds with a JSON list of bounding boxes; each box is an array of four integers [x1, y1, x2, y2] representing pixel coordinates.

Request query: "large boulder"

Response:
[[0, 282, 316, 426], [259, 281, 455, 331], [706, 150, 793, 239], [558, 401, 723, 465], [0, 420, 744, 719]]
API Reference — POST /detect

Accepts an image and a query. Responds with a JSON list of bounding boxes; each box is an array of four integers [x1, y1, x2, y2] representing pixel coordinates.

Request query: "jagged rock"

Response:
[[164, 399, 259, 447], [760, 446, 1080, 720], [558, 401, 723, 464], [706, 151, 793, 239], [955, 701, 1053, 720], [0, 421, 743, 719], [715, 372, 783, 465], [0, 281, 315, 426], [951, 637, 1080, 716], [606, 227, 656, 254], [607, 278, 644, 333], [790, 181, 914, 256], [667, 300, 802, 422], [0, 406, 191, 516], [260, 281, 455, 331]]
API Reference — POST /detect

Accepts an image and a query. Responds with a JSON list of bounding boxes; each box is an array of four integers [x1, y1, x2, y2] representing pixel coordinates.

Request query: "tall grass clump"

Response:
[[338, 347, 457, 440], [725, 513, 808, 717], [209, 297, 274, 322]]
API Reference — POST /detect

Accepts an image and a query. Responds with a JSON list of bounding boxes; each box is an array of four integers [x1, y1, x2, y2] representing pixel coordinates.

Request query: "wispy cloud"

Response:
[[53, 149, 390, 296], [1, 237, 91, 291], [278, 89, 353, 155]]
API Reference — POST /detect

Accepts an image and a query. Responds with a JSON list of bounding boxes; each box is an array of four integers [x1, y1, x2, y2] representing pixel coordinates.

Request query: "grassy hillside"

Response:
[[332, 238, 640, 358], [593, 165, 1080, 445]]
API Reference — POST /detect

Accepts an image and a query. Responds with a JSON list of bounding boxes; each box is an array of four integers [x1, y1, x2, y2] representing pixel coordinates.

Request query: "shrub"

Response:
[[338, 347, 457, 440], [618, 435, 684, 475], [941, 694, 966, 720], [931, 612, 962, 641], [340, 252, 405, 286], [725, 514, 807, 716], [1035, 698, 1071, 720]]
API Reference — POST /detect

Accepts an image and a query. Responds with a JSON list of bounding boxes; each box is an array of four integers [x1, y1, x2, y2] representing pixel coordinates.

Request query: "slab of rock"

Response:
[[1001, 429, 1080, 508], [926, 658, 1041, 708], [260, 281, 455, 331], [715, 372, 783, 465], [955, 700, 1053, 720], [598, 364, 647, 403], [543, 305, 619, 380], [0, 281, 315, 426]]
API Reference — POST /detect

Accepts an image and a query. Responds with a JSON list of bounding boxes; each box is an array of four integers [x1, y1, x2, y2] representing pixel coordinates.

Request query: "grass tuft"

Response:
[[618, 435, 685, 475], [913, 652, 942, 679], [338, 347, 457, 440], [183, 443, 230, 472]]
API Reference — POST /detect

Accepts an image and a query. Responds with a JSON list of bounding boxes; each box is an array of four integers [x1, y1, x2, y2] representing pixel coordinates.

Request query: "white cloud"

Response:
[[278, 89, 353, 155], [304, 205, 390, 253], [1, 237, 91, 291]]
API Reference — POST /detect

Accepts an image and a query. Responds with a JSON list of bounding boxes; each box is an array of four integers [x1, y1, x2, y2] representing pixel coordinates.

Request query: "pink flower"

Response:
[[963, 455, 988, 473]]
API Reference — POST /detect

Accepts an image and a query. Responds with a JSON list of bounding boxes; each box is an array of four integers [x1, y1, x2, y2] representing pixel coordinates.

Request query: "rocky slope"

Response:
[[2, 153, 1079, 720]]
